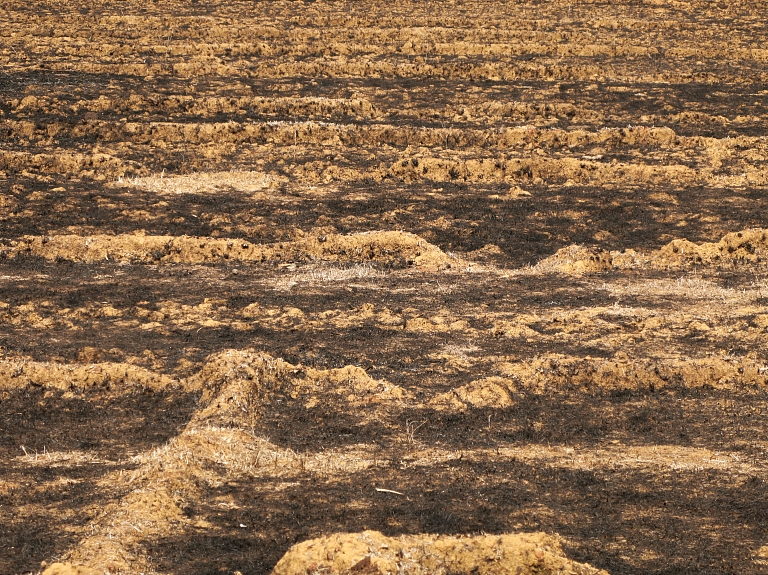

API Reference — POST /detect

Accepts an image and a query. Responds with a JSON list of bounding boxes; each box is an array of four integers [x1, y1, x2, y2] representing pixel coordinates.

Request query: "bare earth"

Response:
[[1, 1, 768, 574]]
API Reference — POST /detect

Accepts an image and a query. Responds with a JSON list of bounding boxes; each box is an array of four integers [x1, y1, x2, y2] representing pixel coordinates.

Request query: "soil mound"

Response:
[[0, 359, 176, 392], [271, 531, 607, 575], [16, 348, 768, 574], [7, 231, 451, 268], [534, 245, 614, 274], [297, 364, 411, 407], [0, 149, 140, 179], [652, 228, 768, 267], [388, 154, 696, 186], [428, 377, 515, 410], [187, 350, 409, 424], [48, 350, 411, 573], [496, 354, 768, 393], [189, 350, 293, 427], [532, 228, 768, 275]]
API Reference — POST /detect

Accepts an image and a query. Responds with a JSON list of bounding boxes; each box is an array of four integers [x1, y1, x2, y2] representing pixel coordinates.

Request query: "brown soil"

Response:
[[271, 531, 607, 575], [2, 1, 768, 574]]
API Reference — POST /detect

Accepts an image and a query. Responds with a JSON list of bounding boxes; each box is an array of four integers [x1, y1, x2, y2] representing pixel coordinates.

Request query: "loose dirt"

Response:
[[271, 531, 607, 575], [2, 1, 768, 575]]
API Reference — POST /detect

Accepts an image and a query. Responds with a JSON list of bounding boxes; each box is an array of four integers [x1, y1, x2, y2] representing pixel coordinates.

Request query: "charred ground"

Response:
[[1, 1, 768, 574]]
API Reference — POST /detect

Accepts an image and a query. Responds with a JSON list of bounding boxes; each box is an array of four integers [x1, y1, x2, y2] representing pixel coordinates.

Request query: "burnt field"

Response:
[[1, 1, 768, 574]]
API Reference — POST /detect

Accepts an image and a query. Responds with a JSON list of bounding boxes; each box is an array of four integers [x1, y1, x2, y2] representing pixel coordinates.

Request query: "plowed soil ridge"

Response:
[[271, 531, 607, 575], [3, 1, 768, 574], [17, 349, 767, 573], [536, 228, 768, 274], [0, 359, 177, 392], [4, 227, 766, 273], [4, 231, 452, 268], [5, 118, 768, 188]]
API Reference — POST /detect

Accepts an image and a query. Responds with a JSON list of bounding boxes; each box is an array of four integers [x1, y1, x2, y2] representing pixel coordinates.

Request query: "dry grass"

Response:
[[597, 275, 766, 303], [112, 170, 279, 195], [272, 263, 386, 291]]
